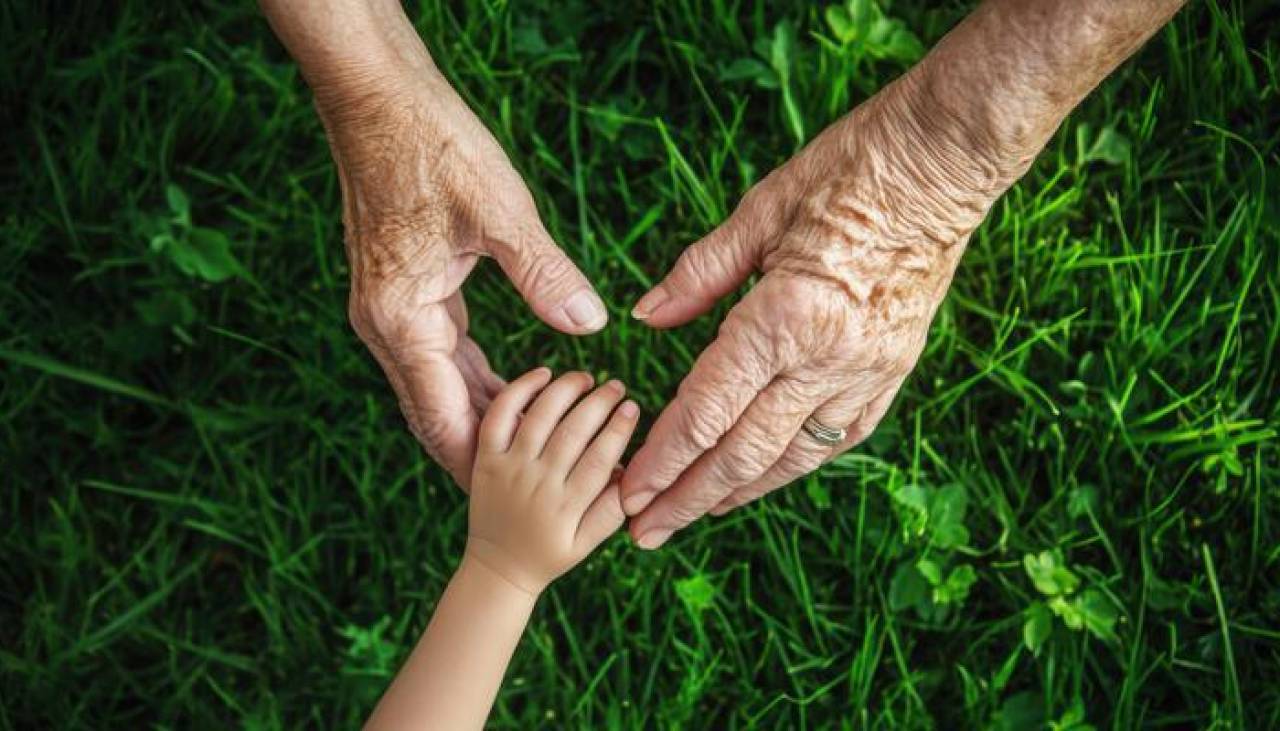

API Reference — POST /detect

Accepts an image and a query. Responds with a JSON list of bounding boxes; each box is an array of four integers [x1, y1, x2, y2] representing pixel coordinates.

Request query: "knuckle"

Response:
[[883, 350, 917, 378], [730, 485, 769, 510], [847, 408, 886, 446], [720, 302, 784, 370], [506, 431, 538, 458], [555, 496, 581, 521], [736, 184, 768, 215], [774, 442, 825, 479], [846, 422, 874, 447], [667, 502, 704, 527], [774, 374, 821, 404], [348, 285, 408, 343], [735, 410, 785, 448], [672, 397, 726, 452], [715, 444, 769, 486], [515, 245, 576, 290], [478, 418, 506, 448], [734, 177, 788, 232], [672, 239, 727, 292]]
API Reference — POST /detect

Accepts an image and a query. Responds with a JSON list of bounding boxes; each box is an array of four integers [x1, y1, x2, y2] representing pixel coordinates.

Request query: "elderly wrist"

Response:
[[266, 0, 445, 126], [875, 69, 1010, 211], [309, 51, 448, 132]]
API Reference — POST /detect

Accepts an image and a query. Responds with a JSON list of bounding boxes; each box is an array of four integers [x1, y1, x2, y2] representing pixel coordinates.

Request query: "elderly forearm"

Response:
[[259, 0, 443, 110], [891, 0, 1186, 203]]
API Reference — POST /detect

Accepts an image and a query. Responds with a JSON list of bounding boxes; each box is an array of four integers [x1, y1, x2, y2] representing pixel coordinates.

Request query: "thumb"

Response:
[[487, 224, 607, 335], [631, 204, 764, 329]]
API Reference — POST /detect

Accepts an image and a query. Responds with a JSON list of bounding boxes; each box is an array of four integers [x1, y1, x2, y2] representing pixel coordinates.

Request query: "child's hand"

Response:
[[464, 368, 639, 595]]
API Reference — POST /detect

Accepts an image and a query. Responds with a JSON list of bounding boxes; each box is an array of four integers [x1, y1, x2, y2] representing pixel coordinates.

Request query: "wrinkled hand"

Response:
[[317, 70, 608, 485], [621, 76, 1002, 548], [467, 369, 638, 595]]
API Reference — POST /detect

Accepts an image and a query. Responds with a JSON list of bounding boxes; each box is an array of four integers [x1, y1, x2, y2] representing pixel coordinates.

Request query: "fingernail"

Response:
[[709, 505, 729, 517], [631, 286, 669, 321], [622, 489, 655, 515], [618, 400, 639, 418], [635, 528, 673, 550], [563, 291, 607, 331]]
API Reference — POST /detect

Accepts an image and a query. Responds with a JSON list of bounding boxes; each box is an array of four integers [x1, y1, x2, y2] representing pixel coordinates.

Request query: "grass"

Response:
[[1, 0, 1278, 728]]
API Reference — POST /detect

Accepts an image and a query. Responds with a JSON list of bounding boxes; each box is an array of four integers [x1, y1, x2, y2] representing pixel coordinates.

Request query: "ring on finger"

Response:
[[801, 416, 846, 447]]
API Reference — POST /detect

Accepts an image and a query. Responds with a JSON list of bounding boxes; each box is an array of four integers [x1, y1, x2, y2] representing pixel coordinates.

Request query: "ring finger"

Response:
[[708, 385, 873, 516], [628, 375, 828, 548]]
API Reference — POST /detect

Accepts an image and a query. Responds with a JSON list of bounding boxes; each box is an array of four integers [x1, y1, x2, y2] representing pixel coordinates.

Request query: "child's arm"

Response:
[[365, 368, 638, 731], [362, 558, 535, 730]]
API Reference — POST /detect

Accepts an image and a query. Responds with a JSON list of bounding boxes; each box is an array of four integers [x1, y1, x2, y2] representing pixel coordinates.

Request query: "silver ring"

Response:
[[801, 416, 846, 447]]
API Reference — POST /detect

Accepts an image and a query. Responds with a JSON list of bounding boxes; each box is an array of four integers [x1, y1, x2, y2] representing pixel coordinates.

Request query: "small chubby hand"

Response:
[[465, 368, 640, 595]]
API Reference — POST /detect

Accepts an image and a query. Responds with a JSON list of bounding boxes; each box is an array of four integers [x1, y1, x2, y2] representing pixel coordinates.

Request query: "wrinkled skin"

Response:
[[262, 0, 1185, 540], [317, 69, 608, 485], [619, 0, 1187, 547], [619, 77, 991, 547]]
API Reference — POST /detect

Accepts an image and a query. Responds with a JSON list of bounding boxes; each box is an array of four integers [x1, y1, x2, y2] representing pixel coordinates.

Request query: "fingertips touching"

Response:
[[477, 367, 552, 453]]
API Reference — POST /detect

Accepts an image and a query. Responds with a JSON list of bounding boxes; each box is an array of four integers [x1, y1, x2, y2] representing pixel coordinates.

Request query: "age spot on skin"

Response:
[[867, 282, 886, 310]]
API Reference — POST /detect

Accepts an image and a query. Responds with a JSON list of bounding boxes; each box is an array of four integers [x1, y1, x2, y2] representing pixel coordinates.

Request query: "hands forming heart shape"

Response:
[[264, 0, 1184, 549]]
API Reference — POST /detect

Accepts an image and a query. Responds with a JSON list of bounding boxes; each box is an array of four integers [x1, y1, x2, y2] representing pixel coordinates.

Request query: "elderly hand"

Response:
[[264, 0, 1182, 509], [619, 0, 1186, 548], [619, 73, 999, 548], [314, 65, 607, 485]]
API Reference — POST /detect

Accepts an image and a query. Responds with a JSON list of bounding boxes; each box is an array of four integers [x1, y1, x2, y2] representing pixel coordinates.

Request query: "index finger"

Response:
[[620, 317, 777, 515]]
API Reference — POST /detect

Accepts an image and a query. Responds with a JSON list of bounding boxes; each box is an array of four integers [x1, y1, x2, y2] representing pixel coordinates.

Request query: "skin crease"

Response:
[[259, 0, 1187, 545]]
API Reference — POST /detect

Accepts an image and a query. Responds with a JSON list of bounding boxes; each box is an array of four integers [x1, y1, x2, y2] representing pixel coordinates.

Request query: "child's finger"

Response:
[[573, 482, 626, 555], [478, 367, 552, 452], [566, 400, 640, 509], [510, 371, 595, 457], [541, 380, 626, 477]]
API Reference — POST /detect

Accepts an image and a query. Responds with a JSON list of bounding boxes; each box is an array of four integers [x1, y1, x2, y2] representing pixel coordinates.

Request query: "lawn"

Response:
[[2, 1, 1278, 728]]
